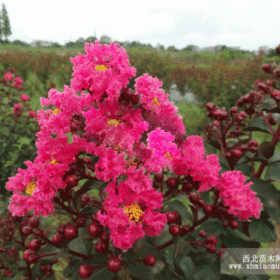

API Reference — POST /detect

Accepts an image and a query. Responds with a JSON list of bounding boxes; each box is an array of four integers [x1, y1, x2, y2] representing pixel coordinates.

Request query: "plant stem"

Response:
[[254, 120, 280, 178], [53, 197, 86, 218]]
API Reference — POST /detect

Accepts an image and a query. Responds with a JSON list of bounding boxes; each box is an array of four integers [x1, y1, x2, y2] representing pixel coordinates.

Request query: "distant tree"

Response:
[[258, 45, 270, 56], [182, 44, 200, 52], [167, 45, 178, 52], [12, 40, 29, 47], [51, 42, 62, 48], [100, 35, 111, 44], [65, 41, 76, 48], [85, 36, 97, 43], [75, 37, 86, 48], [0, 9, 2, 43], [129, 41, 142, 48], [156, 43, 165, 51], [1, 4, 12, 43], [113, 40, 124, 47], [122, 41, 130, 47]]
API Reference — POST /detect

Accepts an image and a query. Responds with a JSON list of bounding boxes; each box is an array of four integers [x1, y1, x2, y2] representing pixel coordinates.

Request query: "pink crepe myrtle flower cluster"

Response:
[[3, 72, 24, 89], [13, 103, 23, 117], [5, 40, 262, 250], [28, 110, 37, 118], [215, 170, 262, 221], [13, 77, 23, 89], [4, 72, 13, 81], [97, 177, 167, 250], [20, 94, 30, 101]]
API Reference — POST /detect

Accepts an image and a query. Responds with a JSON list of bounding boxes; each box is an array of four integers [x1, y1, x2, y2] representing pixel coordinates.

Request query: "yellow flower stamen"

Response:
[[165, 152, 172, 161], [123, 201, 144, 223], [26, 181, 37, 195], [53, 108, 60, 114], [50, 158, 59, 165], [107, 119, 120, 126], [152, 97, 159, 106], [235, 196, 238, 199], [95, 65, 107, 72]]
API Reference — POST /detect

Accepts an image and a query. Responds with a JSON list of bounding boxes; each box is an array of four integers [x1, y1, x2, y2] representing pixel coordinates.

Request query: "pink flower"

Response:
[[172, 135, 221, 192], [14, 77, 23, 84], [21, 94, 30, 101], [13, 103, 23, 116], [135, 74, 186, 148], [97, 180, 166, 250], [28, 110, 37, 117], [147, 127, 181, 171], [70, 40, 136, 103], [4, 72, 13, 81], [215, 170, 262, 221], [82, 99, 149, 153], [13, 82, 21, 89]]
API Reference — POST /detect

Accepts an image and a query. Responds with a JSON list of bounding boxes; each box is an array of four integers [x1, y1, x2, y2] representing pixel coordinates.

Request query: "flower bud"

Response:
[[205, 235, 218, 245], [199, 230, 207, 238], [28, 217, 40, 228], [262, 64, 273, 74], [166, 211, 177, 224], [229, 220, 239, 230], [189, 193, 200, 205], [230, 107, 238, 115], [180, 225, 190, 235], [143, 254, 156, 267], [154, 172, 164, 183], [166, 177, 178, 189], [169, 224, 181, 236], [206, 103, 217, 111], [108, 258, 122, 273]]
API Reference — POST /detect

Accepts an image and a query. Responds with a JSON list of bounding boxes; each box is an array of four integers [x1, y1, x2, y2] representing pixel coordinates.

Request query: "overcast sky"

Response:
[[2, 0, 280, 52]]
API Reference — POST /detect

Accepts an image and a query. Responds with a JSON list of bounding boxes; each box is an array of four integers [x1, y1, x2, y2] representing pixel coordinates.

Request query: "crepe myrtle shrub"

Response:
[[0, 68, 39, 200], [2, 41, 280, 279]]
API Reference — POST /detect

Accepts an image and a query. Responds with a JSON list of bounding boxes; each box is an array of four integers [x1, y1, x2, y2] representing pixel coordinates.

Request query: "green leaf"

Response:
[[66, 132, 73, 144], [56, 238, 70, 258], [162, 246, 175, 270], [174, 255, 194, 279], [218, 156, 231, 173], [196, 219, 225, 237], [222, 233, 260, 249], [88, 266, 116, 280], [63, 259, 84, 279], [2, 97, 9, 104], [231, 138, 250, 149], [193, 263, 220, 280], [80, 205, 99, 214], [249, 178, 280, 208], [268, 150, 280, 163], [241, 152, 268, 164], [234, 162, 252, 177], [249, 218, 276, 243], [207, 139, 221, 150], [225, 222, 253, 242], [156, 224, 172, 246], [265, 206, 280, 223], [242, 116, 272, 134], [173, 235, 190, 259], [128, 261, 153, 280], [164, 199, 190, 221], [40, 244, 60, 261], [153, 265, 174, 280], [265, 162, 280, 182], [74, 179, 94, 205], [68, 237, 92, 256]]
